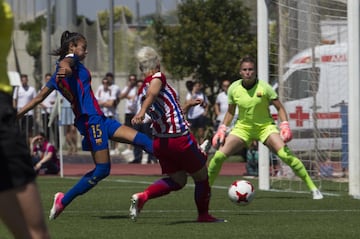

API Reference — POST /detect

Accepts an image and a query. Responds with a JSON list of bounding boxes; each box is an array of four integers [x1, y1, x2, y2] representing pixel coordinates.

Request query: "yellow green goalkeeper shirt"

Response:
[[0, 0, 14, 95], [228, 79, 278, 126]]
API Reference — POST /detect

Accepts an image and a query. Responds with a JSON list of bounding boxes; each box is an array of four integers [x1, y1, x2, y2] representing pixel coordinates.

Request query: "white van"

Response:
[[272, 43, 348, 153]]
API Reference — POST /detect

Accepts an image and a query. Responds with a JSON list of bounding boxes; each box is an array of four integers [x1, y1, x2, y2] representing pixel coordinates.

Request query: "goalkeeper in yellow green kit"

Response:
[[208, 56, 323, 199]]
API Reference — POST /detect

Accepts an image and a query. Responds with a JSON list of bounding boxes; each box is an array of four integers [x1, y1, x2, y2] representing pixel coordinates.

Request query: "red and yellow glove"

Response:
[[279, 121, 292, 143], [212, 124, 228, 147]]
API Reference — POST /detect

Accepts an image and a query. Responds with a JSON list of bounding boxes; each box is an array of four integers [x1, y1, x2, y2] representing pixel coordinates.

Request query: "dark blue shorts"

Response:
[[75, 115, 122, 151], [0, 92, 36, 191]]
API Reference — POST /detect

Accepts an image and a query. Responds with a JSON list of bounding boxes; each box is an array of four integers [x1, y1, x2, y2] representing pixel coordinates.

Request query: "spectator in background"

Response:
[[31, 133, 60, 175], [13, 74, 36, 142], [245, 141, 259, 176], [96, 77, 117, 154], [120, 74, 138, 157], [185, 81, 209, 144], [96, 77, 117, 118], [65, 125, 78, 156], [95, 72, 121, 112], [0, 1, 50, 237], [214, 79, 239, 131], [270, 152, 281, 176], [95, 72, 122, 155], [214, 79, 231, 130], [185, 80, 194, 93], [319, 158, 334, 178], [61, 98, 78, 155], [39, 73, 58, 145], [130, 79, 157, 164]]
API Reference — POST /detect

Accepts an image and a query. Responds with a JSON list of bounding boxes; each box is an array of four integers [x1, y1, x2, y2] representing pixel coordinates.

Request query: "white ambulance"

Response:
[[272, 43, 348, 153]]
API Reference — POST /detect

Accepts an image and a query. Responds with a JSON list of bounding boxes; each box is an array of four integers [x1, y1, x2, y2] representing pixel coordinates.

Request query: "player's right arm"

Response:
[[212, 103, 236, 147], [222, 104, 236, 126], [17, 86, 54, 119]]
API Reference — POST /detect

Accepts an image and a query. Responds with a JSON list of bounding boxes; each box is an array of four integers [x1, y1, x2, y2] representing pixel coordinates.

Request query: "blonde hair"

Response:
[[136, 46, 160, 74]]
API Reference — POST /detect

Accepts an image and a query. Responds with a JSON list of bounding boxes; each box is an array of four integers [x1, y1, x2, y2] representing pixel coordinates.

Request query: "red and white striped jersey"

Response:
[[138, 72, 189, 136]]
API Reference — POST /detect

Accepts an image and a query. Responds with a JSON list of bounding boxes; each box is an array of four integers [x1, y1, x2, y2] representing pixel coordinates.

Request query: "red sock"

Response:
[[144, 177, 182, 200], [194, 177, 211, 215]]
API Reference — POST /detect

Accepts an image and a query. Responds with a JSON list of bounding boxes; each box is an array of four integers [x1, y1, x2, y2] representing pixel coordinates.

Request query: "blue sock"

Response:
[[62, 163, 111, 206], [133, 132, 153, 154]]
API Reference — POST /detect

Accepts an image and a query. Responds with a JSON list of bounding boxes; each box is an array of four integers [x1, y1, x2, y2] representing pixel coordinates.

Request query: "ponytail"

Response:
[[50, 31, 85, 60]]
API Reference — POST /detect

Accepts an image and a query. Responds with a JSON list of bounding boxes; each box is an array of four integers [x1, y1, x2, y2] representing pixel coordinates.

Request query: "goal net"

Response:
[[265, 0, 348, 194]]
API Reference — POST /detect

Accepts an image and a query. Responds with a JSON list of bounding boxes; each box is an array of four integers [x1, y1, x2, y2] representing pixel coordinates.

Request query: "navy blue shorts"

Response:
[[0, 92, 36, 191], [75, 115, 121, 152]]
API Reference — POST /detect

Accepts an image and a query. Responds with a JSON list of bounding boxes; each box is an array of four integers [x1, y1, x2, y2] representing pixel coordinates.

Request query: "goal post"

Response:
[[257, 0, 270, 191], [347, 0, 360, 198], [258, 0, 359, 197]]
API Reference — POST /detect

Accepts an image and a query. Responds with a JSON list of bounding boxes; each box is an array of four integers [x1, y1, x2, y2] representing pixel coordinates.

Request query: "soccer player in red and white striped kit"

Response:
[[130, 46, 225, 223]]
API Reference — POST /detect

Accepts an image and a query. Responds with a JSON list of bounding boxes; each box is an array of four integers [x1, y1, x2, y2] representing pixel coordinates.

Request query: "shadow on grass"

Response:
[[98, 215, 130, 219], [166, 220, 198, 225]]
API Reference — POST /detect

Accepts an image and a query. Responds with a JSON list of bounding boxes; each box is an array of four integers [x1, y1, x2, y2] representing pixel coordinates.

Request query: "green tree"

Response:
[[153, 0, 256, 98]]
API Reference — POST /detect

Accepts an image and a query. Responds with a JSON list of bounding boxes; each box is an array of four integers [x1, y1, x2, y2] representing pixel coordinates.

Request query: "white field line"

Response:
[[62, 177, 341, 197]]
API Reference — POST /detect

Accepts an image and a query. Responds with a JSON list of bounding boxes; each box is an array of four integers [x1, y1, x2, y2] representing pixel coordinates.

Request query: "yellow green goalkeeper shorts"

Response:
[[229, 122, 279, 148]]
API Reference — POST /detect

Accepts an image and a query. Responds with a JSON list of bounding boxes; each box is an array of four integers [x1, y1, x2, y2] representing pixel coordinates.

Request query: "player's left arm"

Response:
[[17, 86, 54, 119], [272, 99, 292, 142], [272, 99, 288, 122]]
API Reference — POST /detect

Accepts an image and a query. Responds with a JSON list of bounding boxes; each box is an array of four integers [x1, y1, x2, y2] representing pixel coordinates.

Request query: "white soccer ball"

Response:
[[228, 180, 255, 206]]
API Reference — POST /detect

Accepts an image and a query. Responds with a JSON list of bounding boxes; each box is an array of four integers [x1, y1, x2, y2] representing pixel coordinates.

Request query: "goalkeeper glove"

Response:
[[212, 124, 228, 147], [279, 121, 292, 143]]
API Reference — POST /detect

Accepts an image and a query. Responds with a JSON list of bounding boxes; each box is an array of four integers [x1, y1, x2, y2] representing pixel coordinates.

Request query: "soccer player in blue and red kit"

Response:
[[129, 46, 225, 223], [17, 31, 153, 220]]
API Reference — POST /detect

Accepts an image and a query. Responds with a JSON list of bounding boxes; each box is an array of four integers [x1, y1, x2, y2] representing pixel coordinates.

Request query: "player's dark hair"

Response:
[[51, 30, 86, 60], [105, 72, 114, 78]]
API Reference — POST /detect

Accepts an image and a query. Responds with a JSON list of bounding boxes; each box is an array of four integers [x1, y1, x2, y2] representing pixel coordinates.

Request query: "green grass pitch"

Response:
[[1, 175, 359, 239]]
